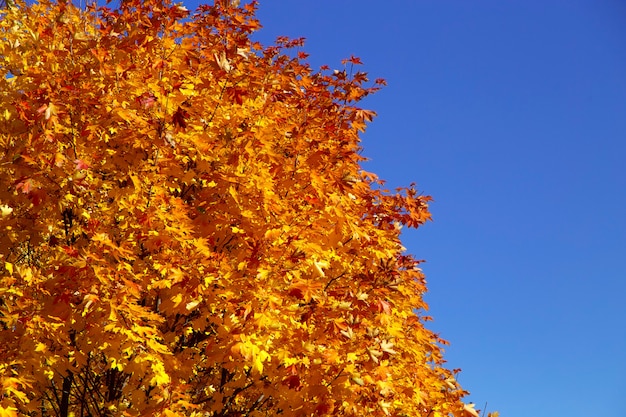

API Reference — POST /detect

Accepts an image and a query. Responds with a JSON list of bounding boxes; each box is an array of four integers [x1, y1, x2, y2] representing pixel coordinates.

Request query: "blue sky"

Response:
[[192, 1, 626, 416]]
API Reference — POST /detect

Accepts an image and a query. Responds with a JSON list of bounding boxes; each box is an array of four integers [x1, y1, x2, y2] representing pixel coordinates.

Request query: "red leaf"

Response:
[[15, 178, 34, 194], [74, 159, 90, 170], [172, 106, 189, 128]]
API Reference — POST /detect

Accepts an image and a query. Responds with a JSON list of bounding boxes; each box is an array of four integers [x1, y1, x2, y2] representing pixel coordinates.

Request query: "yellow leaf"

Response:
[[150, 362, 170, 386], [351, 377, 364, 386], [3, 386, 28, 403], [463, 403, 480, 417], [129, 174, 141, 190], [312, 258, 328, 278], [180, 83, 195, 97], [0, 405, 18, 417], [380, 340, 397, 355], [163, 410, 184, 417], [4, 262, 13, 275], [228, 186, 240, 205], [264, 228, 282, 241], [171, 293, 183, 307], [214, 52, 231, 72], [0, 205, 12, 217], [44, 102, 57, 120], [253, 349, 270, 374], [109, 357, 124, 371]]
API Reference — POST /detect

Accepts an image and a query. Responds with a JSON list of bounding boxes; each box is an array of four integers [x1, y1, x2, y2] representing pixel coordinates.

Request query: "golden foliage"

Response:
[[0, 1, 483, 416]]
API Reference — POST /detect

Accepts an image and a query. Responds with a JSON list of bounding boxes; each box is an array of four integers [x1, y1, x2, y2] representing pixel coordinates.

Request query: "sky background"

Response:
[[183, 1, 626, 416]]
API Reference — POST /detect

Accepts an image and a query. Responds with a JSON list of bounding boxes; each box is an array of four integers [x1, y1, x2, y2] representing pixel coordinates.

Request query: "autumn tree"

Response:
[[0, 1, 492, 416]]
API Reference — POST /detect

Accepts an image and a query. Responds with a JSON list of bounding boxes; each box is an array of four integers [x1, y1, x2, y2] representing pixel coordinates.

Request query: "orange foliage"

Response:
[[0, 1, 488, 416]]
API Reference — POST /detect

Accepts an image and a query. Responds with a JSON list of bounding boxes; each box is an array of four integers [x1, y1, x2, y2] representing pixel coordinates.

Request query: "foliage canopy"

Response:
[[0, 1, 492, 416]]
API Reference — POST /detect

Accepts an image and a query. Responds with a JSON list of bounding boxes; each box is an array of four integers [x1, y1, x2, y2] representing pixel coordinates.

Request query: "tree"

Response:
[[0, 1, 493, 416]]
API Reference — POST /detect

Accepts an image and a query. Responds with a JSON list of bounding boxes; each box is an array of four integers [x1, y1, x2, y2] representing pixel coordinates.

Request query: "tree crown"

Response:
[[0, 1, 491, 416]]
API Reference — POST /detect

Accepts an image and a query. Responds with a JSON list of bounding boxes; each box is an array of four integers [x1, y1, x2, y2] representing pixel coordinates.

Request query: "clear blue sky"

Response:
[[194, 1, 626, 416]]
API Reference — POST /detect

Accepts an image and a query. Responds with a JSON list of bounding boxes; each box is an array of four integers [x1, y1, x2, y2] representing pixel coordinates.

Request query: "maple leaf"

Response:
[[463, 403, 480, 417], [0, 205, 12, 217], [14, 178, 34, 194], [342, 55, 363, 66], [136, 92, 157, 109], [214, 51, 232, 72], [172, 106, 189, 128]]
